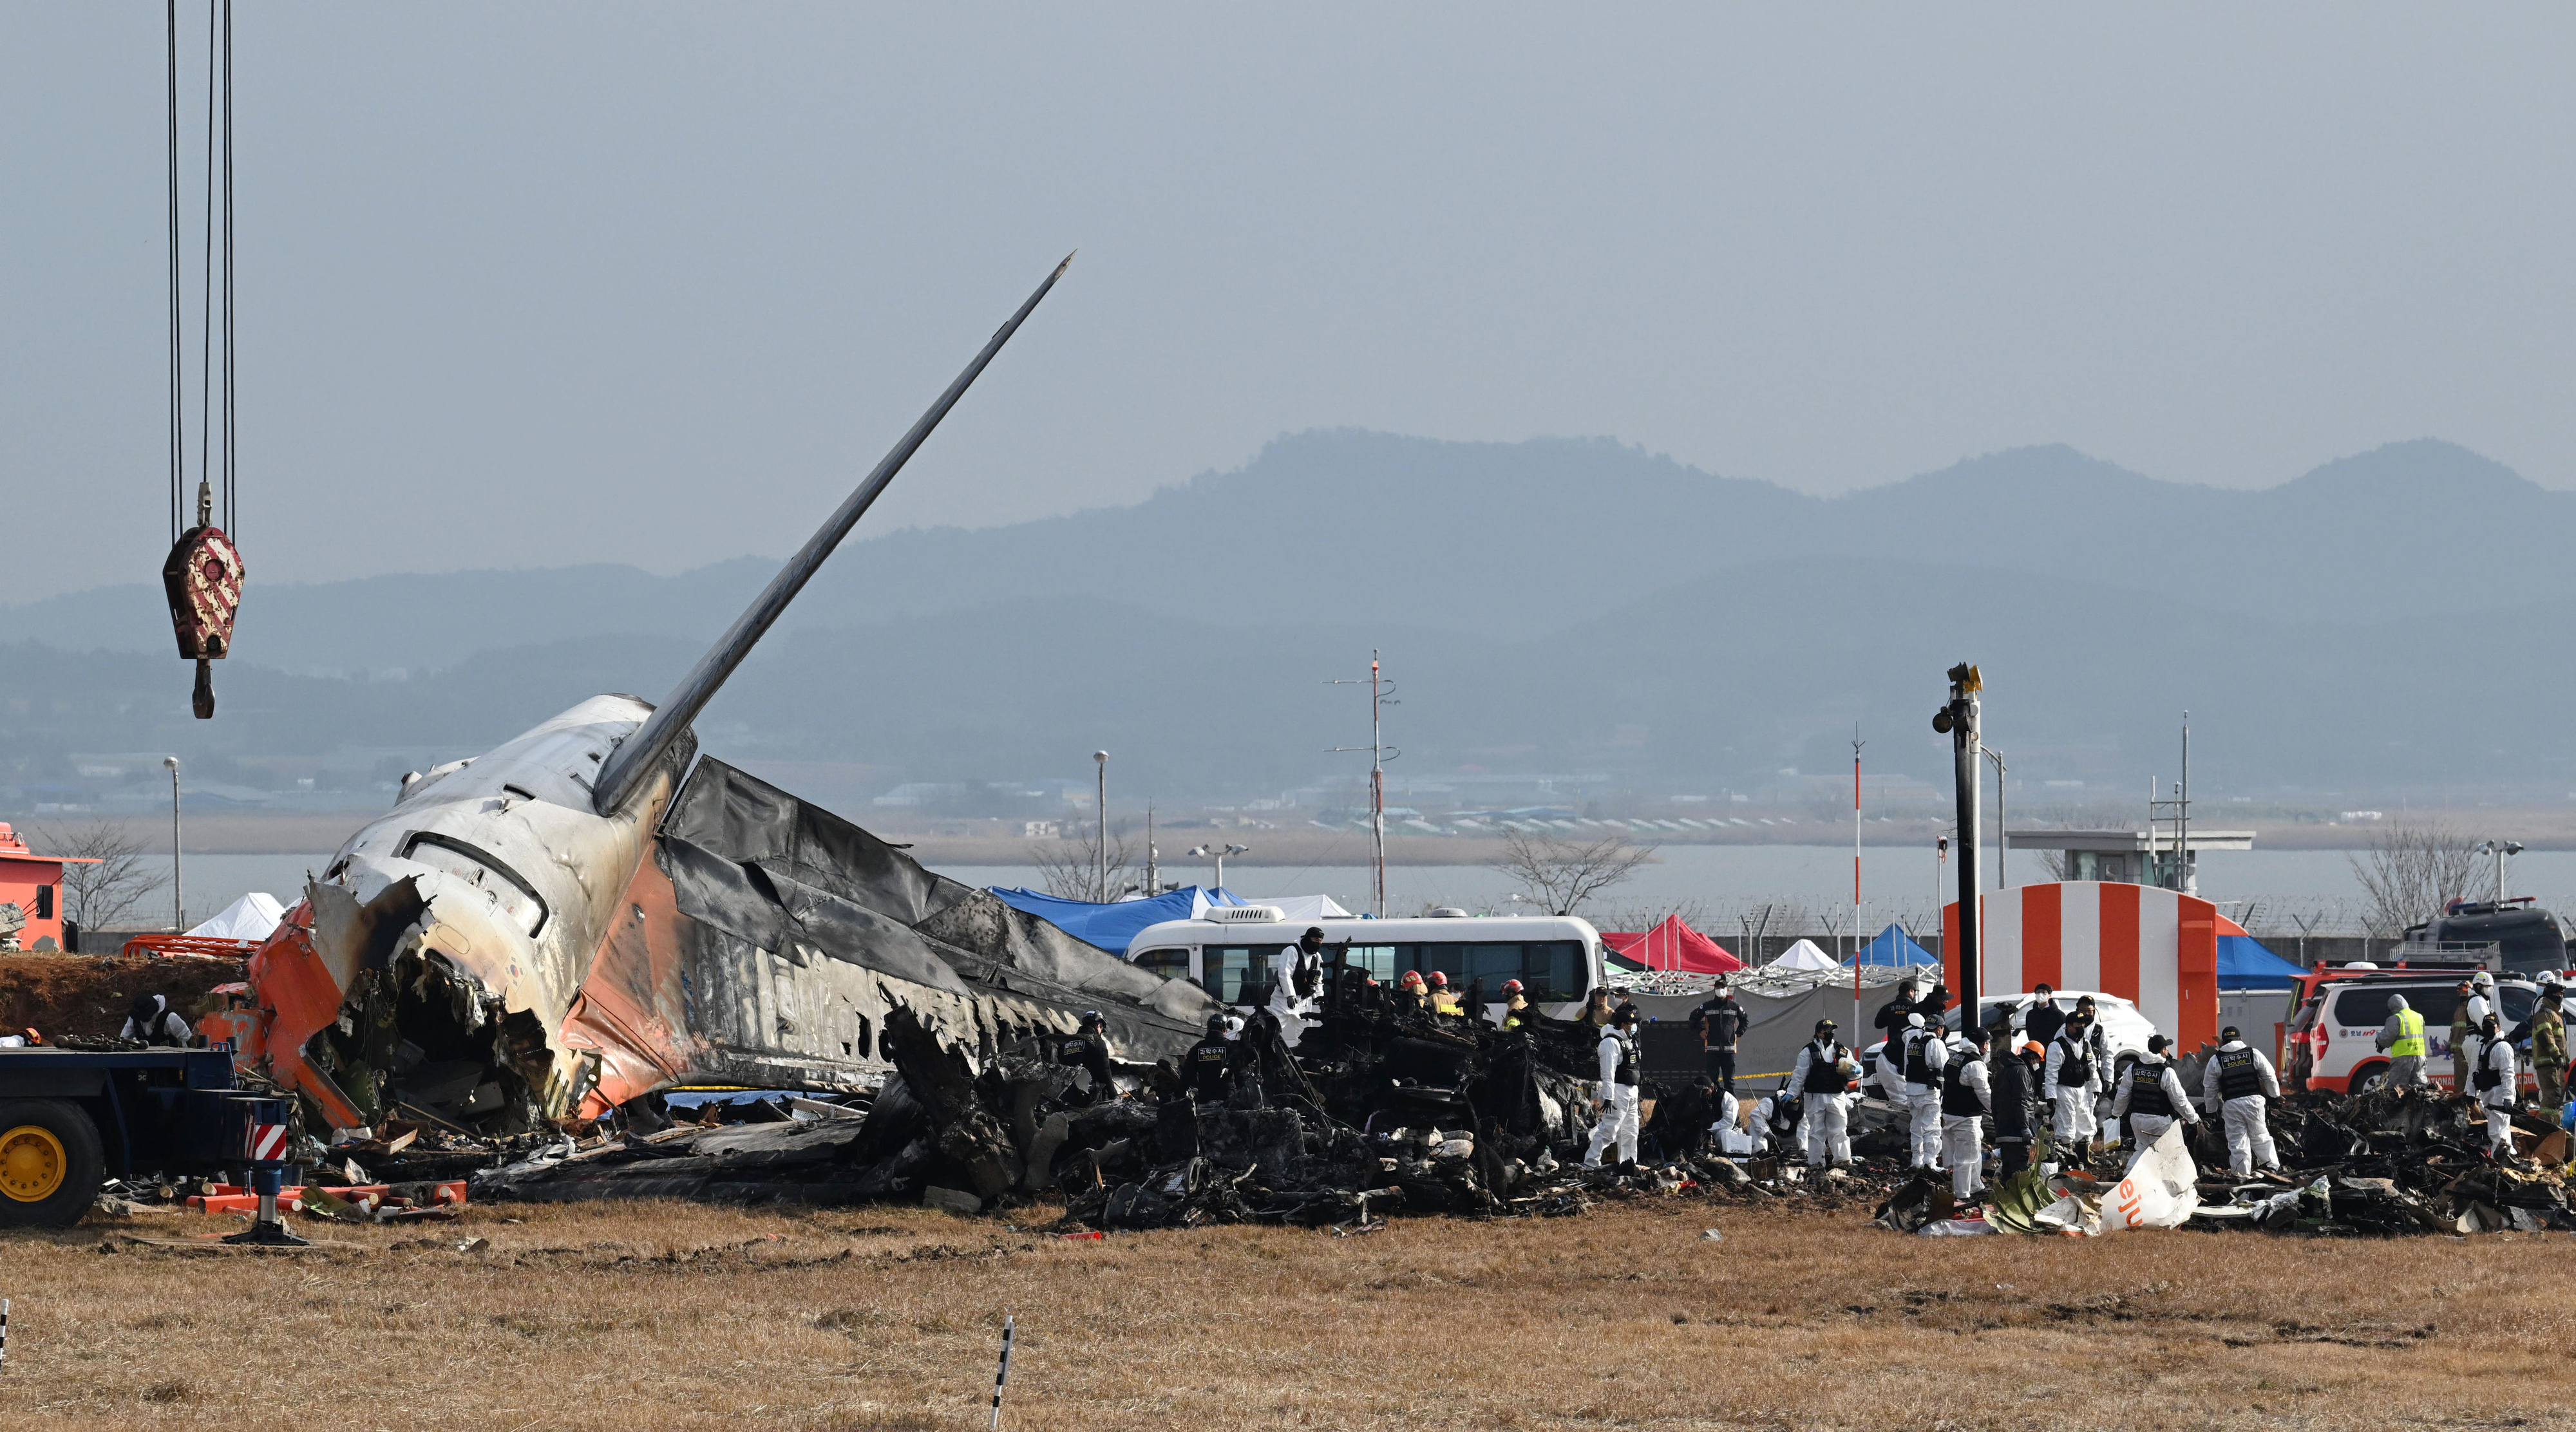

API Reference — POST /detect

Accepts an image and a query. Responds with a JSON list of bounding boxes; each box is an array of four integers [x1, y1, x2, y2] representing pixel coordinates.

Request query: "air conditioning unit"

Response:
[[1205, 905, 1287, 925]]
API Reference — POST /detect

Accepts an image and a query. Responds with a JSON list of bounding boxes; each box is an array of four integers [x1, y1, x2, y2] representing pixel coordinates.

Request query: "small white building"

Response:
[[2005, 828, 2254, 896]]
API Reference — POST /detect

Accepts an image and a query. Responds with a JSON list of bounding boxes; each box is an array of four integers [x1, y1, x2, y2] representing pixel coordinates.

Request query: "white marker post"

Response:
[[3, 1296, 12, 1366], [989, 1315, 1015, 1428]]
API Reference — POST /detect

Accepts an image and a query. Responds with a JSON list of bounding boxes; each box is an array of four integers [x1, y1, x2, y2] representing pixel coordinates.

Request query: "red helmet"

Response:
[[1502, 979, 1524, 993], [1427, 971, 1450, 987], [1399, 970, 1425, 988]]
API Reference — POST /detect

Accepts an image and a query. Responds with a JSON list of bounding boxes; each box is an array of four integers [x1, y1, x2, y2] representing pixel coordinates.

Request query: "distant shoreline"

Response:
[[35, 807, 2576, 860]]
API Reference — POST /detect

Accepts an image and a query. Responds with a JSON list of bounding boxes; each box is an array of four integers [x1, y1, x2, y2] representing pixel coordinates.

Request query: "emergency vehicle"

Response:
[[2280, 960, 2555, 1094]]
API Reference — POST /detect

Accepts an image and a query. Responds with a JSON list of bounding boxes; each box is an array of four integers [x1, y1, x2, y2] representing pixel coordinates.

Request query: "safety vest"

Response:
[[1803, 1041, 1848, 1093], [1607, 1030, 1640, 1086], [2214, 1044, 2264, 1100], [2125, 1060, 2173, 1118], [1940, 1053, 1986, 1116], [1902, 1029, 1935, 1085], [2052, 1032, 2094, 1088], [2390, 1008, 2426, 1059]]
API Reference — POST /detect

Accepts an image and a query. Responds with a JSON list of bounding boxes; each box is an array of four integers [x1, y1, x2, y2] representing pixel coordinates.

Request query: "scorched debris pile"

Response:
[[475, 985, 1627, 1227]]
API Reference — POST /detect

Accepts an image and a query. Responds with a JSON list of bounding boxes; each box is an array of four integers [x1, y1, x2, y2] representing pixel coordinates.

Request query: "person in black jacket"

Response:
[[1991, 1037, 2047, 1179], [2022, 983, 2065, 1048], [1181, 1014, 1238, 1102], [1690, 979, 1746, 1092]]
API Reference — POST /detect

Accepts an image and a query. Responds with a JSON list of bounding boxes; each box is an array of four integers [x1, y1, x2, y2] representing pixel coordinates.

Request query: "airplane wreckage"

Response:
[[205, 258, 1226, 1140]]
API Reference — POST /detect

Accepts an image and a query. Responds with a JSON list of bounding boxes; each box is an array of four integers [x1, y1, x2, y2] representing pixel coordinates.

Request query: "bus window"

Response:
[[1135, 947, 1190, 983], [1522, 941, 1584, 1001], [1461, 943, 1526, 986], [1344, 945, 1399, 983], [1206, 946, 1286, 1005]]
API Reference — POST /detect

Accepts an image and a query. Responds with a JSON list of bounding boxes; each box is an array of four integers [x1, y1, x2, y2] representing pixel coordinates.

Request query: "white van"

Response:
[[1124, 907, 1607, 1019]]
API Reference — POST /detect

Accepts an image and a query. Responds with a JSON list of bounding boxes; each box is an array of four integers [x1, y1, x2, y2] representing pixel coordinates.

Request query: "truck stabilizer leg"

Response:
[[221, 1164, 307, 1247]]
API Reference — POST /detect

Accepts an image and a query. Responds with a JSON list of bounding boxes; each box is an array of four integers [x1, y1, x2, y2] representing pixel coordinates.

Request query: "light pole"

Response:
[[1189, 843, 1248, 890], [1933, 664, 1982, 1020], [1984, 746, 2007, 890], [2475, 840, 2524, 903], [163, 755, 183, 931], [1092, 751, 1108, 901]]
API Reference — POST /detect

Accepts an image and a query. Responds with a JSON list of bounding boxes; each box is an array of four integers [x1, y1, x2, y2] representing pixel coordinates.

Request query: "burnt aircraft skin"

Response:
[[231, 695, 694, 1133], [216, 256, 1225, 1136]]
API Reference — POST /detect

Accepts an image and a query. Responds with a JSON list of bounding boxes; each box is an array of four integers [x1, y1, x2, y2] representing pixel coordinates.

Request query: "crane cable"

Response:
[[162, 0, 244, 719]]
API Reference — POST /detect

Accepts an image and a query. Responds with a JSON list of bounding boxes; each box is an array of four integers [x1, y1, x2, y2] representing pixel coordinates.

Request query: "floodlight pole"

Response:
[[1936, 665, 1982, 1022], [164, 755, 183, 930], [1093, 751, 1108, 900]]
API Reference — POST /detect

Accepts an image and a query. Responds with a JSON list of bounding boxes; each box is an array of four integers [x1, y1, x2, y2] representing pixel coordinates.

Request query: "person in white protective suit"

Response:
[[2199, 1024, 2283, 1176], [1937, 1025, 1993, 1201], [1582, 1004, 1644, 1170], [1710, 1089, 1770, 1157], [1266, 927, 1334, 1045], [2469, 1012, 2521, 1161], [1893, 1013, 1947, 1172], [2043, 999, 2106, 1158], [1788, 1019, 1858, 1168], [2110, 1033, 2201, 1151]]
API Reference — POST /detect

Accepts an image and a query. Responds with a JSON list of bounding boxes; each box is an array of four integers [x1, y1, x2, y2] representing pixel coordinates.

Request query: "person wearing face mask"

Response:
[[2043, 999, 2104, 1159], [2199, 1024, 2284, 1177], [1788, 1019, 1858, 1169]]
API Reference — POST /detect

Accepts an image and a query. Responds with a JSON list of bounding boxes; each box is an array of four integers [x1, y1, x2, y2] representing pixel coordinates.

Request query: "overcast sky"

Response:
[[6, 5, 2573, 602]]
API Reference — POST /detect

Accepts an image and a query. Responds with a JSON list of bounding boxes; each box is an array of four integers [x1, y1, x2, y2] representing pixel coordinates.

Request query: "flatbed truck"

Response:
[[0, 1048, 274, 1228]]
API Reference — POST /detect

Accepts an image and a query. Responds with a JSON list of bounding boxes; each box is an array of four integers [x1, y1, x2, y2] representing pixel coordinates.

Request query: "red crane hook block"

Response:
[[162, 524, 245, 719]]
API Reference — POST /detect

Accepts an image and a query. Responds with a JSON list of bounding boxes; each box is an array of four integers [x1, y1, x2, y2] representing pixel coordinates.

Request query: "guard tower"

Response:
[[2003, 828, 2254, 896]]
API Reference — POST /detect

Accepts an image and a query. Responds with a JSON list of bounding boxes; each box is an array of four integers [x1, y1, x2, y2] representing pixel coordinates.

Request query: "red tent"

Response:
[[1600, 914, 1741, 974]]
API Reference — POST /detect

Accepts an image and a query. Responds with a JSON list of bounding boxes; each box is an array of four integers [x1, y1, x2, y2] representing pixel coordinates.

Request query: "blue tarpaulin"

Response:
[[2218, 934, 2308, 990], [988, 885, 1242, 954], [1848, 922, 1938, 968]]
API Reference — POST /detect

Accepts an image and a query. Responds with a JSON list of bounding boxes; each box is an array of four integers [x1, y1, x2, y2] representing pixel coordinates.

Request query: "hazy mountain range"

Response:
[[5, 432, 2567, 808]]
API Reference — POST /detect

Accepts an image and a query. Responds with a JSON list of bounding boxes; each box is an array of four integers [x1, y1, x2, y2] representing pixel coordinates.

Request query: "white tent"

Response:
[[185, 891, 285, 943], [1235, 894, 1354, 922], [1763, 938, 1840, 973]]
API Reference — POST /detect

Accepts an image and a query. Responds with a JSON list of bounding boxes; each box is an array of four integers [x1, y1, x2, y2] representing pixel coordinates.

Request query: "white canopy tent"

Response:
[[185, 891, 285, 943], [1763, 938, 1840, 973]]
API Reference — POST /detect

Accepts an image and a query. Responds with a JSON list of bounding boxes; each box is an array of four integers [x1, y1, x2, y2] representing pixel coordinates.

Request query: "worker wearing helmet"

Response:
[[1582, 1004, 1645, 1172], [1056, 1010, 1118, 1105], [1394, 969, 1430, 1014], [2376, 994, 2429, 1088], [1426, 970, 1464, 1017], [1183, 1013, 1238, 1103], [2199, 1024, 2283, 1176], [1788, 1018, 1857, 1169], [1500, 978, 1537, 1031], [1267, 927, 1336, 1042], [2110, 1033, 2201, 1152], [1991, 1037, 2047, 1179]]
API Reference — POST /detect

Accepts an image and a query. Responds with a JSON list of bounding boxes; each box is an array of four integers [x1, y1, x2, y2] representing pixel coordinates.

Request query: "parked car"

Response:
[[1861, 991, 2156, 1088], [2281, 963, 2547, 1095]]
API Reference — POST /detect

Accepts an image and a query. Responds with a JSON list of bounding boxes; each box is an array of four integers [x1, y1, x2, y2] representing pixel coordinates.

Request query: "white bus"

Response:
[[1123, 907, 1609, 1019]]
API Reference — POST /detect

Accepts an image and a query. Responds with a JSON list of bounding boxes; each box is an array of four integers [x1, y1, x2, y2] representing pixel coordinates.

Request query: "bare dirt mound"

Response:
[[0, 954, 246, 1041]]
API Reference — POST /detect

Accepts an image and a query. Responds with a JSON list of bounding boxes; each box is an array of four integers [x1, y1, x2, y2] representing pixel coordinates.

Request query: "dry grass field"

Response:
[[0, 1196, 2568, 1431]]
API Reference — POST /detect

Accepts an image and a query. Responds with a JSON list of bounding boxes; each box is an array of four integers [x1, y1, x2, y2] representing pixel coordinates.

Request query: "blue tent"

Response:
[[2218, 934, 2307, 990], [1849, 922, 1938, 968], [988, 885, 1241, 954]]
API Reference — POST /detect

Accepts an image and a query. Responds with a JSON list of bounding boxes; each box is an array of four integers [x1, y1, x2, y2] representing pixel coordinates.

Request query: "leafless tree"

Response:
[[1593, 896, 1713, 936], [1487, 829, 1656, 916], [32, 820, 167, 931], [1028, 825, 1137, 904], [2036, 849, 2072, 881], [2348, 821, 2481, 938]]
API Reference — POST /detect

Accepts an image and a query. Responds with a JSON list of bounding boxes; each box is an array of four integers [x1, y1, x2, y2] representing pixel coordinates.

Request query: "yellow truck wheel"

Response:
[[0, 1100, 105, 1228]]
